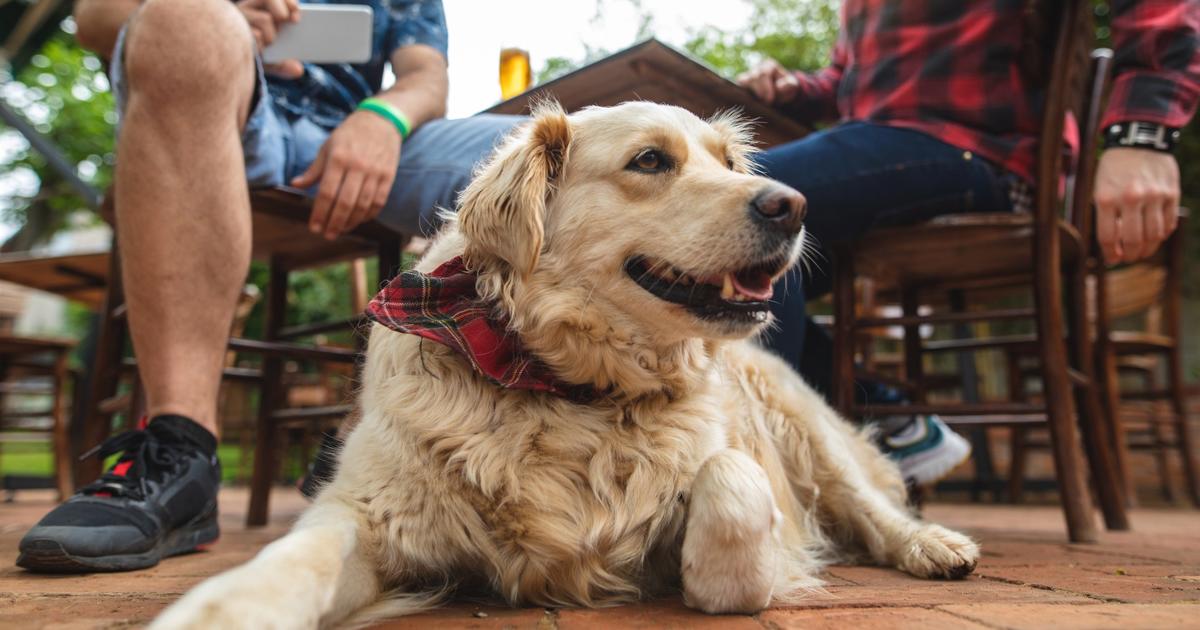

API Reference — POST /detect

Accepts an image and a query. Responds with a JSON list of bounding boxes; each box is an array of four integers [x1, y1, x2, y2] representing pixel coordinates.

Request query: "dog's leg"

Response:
[[752, 353, 979, 580], [150, 500, 379, 629], [799, 407, 979, 580], [682, 449, 782, 614]]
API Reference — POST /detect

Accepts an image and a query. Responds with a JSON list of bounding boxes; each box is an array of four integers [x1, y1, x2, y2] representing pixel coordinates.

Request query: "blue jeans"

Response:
[[755, 122, 1020, 401], [110, 26, 522, 237]]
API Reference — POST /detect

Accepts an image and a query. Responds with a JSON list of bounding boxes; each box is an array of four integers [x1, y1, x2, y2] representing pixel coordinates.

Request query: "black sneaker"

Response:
[[16, 415, 220, 573]]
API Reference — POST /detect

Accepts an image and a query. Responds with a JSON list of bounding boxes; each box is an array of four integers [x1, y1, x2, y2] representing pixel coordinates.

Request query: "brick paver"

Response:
[[1, 488, 1198, 629], [761, 606, 990, 629], [939, 602, 1200, 629]]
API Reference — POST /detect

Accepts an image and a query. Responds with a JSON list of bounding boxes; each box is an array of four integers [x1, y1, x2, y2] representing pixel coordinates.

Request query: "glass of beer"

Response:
[[499, 47, 532, 100]]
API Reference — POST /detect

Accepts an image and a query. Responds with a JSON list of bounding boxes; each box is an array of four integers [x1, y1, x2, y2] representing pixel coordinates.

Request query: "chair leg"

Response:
[[1067, 265, 1128, 530], [900, 287, 925, 404], [247, 262, 289, 527], [1093, 264, 1135, 507], [1006, 350, 1029, 503], [51, 351, 74, 501], [1008, 427, 1028, 503], [830, 245, 856, 417], [1146, 395, 1176, 503], [378, 236, 404, 286], [1033, 244, 1098, 543], [1104, 360, 1136, 508], [1167, 345, 1200, 507], [78, 239, 128, 486]]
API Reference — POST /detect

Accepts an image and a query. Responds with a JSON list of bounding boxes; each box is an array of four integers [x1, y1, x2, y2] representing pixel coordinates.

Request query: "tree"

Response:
[[682, 0, 838, 76], [1, 24, 114, 252]]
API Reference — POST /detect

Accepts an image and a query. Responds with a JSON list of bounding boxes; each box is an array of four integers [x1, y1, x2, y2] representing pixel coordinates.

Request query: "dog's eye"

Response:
[[627, 149, 671, 174]]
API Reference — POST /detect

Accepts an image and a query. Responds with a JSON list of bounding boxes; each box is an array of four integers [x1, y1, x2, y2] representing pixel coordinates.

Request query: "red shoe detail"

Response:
[[195, 538, 219, 551], [112, 460, 133, 477], [137, 416, 149, 430]]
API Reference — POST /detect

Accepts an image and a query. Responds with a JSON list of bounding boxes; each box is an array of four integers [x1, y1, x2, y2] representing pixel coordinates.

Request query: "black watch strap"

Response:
[[1103, 121, 1181, 153]]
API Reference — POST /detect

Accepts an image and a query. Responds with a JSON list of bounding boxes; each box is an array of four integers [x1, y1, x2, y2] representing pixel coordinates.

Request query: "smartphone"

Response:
[[262, 4, 374, 65]]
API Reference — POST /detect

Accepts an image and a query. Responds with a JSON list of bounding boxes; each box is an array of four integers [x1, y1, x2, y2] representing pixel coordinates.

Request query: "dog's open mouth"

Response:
[[624, 252, 790, 321]]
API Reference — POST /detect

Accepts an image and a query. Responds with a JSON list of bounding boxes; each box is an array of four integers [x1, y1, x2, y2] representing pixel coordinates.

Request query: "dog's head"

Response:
[[451, 101, 806, 394]]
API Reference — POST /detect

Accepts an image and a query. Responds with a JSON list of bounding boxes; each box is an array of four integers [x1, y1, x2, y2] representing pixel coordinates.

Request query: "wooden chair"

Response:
[[80, 187, 406, 526], [829, 1, 1127, 543], [0, 335, 74, 500], [1094, 212, 1198, 506]]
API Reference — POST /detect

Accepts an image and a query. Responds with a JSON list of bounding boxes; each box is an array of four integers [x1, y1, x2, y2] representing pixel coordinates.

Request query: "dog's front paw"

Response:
[[682, 450, 782, 614], [896, 524, 979, 580], [150, 565, 315, 630]]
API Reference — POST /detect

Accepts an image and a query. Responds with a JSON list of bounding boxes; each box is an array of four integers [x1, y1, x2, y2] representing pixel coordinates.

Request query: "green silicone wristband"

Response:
[[358, 98, 412, 139]]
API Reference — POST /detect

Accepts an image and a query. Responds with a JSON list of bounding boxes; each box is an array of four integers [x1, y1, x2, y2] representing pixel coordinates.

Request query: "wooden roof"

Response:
[[485, 39, 809, 149], [0, 249, 109, 308]]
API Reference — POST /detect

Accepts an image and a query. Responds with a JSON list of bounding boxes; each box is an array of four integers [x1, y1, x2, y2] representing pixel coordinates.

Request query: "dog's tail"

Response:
[[338, 587, 450, 629]]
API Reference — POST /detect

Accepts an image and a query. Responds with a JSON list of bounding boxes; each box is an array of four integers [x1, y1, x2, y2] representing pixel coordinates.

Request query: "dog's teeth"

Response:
[[721, 274, 735, 300], [679, 274, 693, 286], [660, 269, 677, 282]]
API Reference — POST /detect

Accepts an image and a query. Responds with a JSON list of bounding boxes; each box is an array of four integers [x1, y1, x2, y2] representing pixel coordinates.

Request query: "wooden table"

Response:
[[486, 39, 807, 149], [0, 249, 110, 309]]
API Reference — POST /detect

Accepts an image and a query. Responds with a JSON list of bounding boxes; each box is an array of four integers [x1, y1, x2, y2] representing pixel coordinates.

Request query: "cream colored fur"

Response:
[[152, 102, 979, 629]]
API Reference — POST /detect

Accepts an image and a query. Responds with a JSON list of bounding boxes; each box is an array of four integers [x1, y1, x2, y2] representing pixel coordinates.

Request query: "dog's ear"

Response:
[[458, 101, 571, 276]]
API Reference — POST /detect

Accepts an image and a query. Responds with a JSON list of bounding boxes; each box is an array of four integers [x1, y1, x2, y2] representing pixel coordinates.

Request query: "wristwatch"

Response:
[[1103, 121, 1181, 153]]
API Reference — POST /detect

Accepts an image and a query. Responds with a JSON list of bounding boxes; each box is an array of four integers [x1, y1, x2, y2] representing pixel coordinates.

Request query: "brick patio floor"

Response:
[[2, 487, 1199, 629]]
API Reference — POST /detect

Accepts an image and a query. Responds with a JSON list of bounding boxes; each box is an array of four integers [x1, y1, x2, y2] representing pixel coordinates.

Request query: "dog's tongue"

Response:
[[732, 271, 774, 301]]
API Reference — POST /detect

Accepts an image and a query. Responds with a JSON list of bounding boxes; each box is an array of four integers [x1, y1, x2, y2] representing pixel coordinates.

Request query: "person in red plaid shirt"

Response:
[[737, 1, 1200, 485]]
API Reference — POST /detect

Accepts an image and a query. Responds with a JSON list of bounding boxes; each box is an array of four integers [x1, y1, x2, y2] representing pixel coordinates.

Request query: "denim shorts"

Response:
[[110, 26, 522, 237]]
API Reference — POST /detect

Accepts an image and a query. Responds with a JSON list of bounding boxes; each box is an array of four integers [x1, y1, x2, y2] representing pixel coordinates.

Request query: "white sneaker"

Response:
[[882, 415, 972, 486]]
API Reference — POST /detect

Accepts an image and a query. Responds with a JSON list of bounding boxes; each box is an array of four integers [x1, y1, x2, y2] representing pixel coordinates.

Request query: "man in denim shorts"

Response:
[[17, 0, 520, 573]]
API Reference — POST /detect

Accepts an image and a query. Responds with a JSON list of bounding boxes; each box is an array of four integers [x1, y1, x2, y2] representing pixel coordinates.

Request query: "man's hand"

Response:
[[236, 0, 303, 79], [1094, 148, 1181, 264], [737, 58, 800, 105], [292, 112, 402, 239]]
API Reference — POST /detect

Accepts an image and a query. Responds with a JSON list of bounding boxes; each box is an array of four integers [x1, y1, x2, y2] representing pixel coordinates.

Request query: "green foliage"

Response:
[[536, 0, 657, 85], [1, 23, 371, 350], [1, 25, 114, 248], [535, 0, 840, 83], [240, 260, 359, 348], [683, 0, 839, 77], [1174, 124, 1200, 297]]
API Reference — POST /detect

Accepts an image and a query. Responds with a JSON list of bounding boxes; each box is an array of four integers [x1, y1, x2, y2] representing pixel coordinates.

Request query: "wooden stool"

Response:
[[0, 335, 75, 501], [829, 2, 1128, 543]]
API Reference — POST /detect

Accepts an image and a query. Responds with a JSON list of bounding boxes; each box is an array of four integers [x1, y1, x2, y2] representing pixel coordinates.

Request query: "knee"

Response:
[[124, 0, 254, 100], [691, 450, 778, 537]]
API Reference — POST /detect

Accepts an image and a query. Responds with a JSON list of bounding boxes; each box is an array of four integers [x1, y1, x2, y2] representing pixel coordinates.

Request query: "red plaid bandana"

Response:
[[366, 257, 600, 402]]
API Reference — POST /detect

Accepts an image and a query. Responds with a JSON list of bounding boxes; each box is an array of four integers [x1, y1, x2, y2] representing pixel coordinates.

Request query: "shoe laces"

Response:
[[78, 429, 190, 500]]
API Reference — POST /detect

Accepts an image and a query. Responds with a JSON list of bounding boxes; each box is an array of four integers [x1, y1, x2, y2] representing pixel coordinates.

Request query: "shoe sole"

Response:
[[900, 428, 973, 486], [16, 514, 219, 574]]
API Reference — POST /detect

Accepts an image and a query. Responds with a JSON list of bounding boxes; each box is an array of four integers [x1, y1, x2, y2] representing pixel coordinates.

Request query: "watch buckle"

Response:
[[1123, 122, 1169, 151]]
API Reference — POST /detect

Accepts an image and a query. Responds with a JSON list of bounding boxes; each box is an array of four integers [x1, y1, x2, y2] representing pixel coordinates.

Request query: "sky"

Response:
[[440, 0, 752, 118]]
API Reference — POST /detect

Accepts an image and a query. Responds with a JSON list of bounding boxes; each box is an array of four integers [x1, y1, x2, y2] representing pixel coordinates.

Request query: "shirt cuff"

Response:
[[1101, 72, 1200, 129]]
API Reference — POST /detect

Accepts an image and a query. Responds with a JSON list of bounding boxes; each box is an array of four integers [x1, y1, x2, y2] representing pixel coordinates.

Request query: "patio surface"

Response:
[[2, 487, 1199, 629]]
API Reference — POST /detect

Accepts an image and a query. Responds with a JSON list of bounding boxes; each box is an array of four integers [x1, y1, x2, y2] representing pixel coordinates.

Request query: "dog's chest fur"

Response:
[[351, 337, 740, 606], [455, 390, 731, 604]]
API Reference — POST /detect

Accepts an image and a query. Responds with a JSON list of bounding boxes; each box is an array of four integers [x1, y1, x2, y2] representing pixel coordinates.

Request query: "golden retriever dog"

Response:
[[152, 101, 979, 628]]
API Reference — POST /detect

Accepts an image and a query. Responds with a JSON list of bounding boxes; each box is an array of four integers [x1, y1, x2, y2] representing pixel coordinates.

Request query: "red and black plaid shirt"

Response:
[[783, 0, 1200, 182]]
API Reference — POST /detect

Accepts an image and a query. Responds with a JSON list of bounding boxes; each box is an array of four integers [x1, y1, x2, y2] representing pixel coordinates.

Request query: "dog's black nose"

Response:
[[750, 185, 807, 234]]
